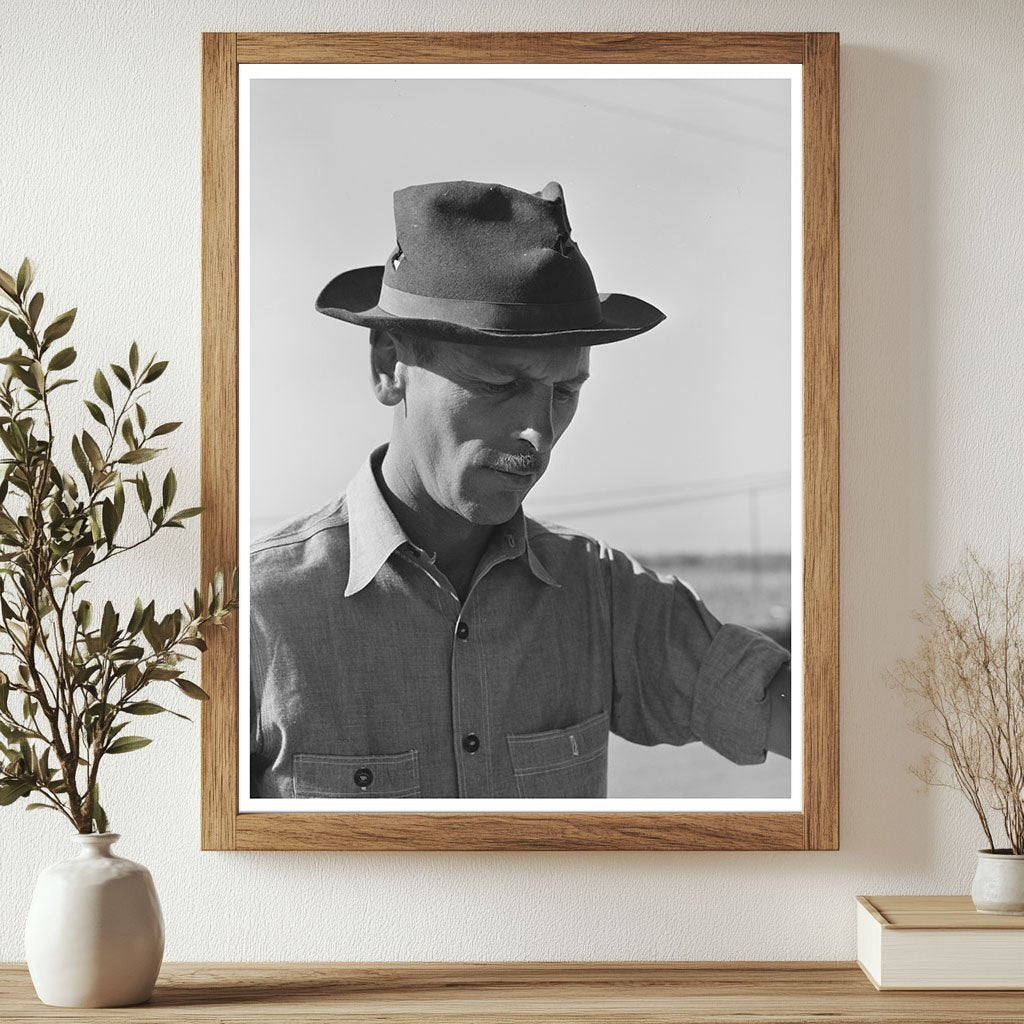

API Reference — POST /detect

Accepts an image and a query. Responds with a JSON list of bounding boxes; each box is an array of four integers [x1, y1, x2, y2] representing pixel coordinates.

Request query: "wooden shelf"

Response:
[[4, 962, 1024, 1022]]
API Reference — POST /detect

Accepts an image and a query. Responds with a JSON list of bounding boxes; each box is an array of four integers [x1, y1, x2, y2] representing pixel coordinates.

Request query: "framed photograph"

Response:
[[201, 32, 838, 850]]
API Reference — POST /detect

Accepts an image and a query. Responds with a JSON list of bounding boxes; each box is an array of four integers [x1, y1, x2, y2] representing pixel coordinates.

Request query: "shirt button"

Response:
[[353, 767, 373, 789], [506, 534, 516, 548], [462, 733, 480, 753], [456, 621, 470, 640]]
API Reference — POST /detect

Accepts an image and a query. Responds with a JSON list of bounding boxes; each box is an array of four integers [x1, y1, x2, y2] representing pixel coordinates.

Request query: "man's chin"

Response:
[[455, 493, 525, 526]]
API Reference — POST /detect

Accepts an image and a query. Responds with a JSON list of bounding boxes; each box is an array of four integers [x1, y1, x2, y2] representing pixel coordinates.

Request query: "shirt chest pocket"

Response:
[[506, 710, 610, 798], [292, 750, 421, 798]]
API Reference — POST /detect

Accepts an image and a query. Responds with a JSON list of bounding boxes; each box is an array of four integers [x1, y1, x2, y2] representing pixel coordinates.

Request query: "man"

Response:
[[250, 179, 791, 799]]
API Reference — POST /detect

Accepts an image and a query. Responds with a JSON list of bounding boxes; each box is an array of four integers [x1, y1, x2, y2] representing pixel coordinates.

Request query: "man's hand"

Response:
[[765, 663, 792, 759]]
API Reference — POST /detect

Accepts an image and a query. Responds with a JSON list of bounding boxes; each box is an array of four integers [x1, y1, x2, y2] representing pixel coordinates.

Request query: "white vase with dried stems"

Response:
[[894, 550, 1024, 914]]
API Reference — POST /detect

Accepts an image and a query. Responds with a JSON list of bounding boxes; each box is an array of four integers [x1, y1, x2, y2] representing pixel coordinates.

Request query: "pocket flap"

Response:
[[506, 710, 609, 775], [293, 750, 420, 798]]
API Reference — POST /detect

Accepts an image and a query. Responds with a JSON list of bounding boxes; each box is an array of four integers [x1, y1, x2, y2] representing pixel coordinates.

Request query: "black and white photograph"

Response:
[[241, 65, 802, 810]]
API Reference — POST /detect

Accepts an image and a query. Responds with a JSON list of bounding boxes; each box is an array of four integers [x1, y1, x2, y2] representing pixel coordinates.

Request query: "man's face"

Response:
[[391, 337, 590, 525]]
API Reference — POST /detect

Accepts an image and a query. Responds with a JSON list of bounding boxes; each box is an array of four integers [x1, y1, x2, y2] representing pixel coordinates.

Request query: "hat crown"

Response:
[[383, 180, 598, 306]]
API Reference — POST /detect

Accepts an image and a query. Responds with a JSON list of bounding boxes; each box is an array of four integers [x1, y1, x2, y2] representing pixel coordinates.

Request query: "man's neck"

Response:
[[377, 447, 495, 600]]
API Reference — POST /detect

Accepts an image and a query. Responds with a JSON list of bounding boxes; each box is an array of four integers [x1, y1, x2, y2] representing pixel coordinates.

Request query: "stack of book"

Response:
[[857, 895, 1024, 990]]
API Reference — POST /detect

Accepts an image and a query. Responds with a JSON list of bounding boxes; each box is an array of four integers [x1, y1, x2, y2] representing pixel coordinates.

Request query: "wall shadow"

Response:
[[836, 45, 938, 872]]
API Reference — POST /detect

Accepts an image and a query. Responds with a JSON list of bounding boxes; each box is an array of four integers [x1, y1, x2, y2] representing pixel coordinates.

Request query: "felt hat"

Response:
[[315, 180, 666, 347]]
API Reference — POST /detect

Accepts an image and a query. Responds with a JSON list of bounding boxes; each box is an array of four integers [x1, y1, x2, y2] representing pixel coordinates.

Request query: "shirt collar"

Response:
[[344, 445, 561, 596], [344, 446, 410, 597], [504, 508, 561, 589]]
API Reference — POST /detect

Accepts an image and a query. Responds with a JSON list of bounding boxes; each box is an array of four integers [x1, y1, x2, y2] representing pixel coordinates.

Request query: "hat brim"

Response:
[[315, 266, 666, 347]]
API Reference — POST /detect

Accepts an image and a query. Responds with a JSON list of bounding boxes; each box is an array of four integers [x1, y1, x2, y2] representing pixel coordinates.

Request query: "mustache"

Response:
[[486, 450, 545, 474]]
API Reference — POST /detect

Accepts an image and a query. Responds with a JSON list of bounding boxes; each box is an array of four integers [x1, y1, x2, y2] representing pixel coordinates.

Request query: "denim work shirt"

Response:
[[250, 447, 791, 799]]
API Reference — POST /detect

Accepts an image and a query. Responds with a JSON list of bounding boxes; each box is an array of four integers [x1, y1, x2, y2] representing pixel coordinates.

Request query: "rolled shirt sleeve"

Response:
[[691, 623, 790, 764], [603, 544, 790, 765]]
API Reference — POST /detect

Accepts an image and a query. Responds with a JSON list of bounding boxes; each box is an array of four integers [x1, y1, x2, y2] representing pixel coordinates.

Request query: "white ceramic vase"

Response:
[[970, 849, 1024, 915], [25, 833, 164, 1007]]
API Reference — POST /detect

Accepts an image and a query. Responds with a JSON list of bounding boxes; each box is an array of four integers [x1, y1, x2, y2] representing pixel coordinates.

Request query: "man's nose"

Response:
[[516, 387, 555, 453]]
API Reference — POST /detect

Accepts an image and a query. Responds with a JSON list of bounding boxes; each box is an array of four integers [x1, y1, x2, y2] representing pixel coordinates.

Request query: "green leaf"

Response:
[[110, 644, 144, 661], [42, 308, 76, 344], [0, 428, 20, 459], [126, 597, 145, 635], [16, 258, 34, 299], [142, 360, 168, 384], [117, 448, 158, 465], [175, 679, 210, 701], [93, 369, 113, 408], [105, 735, 152, 755], [0, 269, 18, 300], [100, 601, 117, 647], [113, 474, 125, 522], [123, 665, 142, 692], [110, 363, 131, 388], [0, 779, 33, 805], [101, 498, 116, 546], [88, 508, 103, 542], [136, 404, 147, 432], [91, 784, 108, 833], [0, 722, 28, 742], [136, 472, 152, 513], [150, 421, 181, 438], [129, 341, 139, 375], [107, 721, 129, 741], [76, 599, 93, 631], [47, 346, 76, 371], [26, 802, 61, 813], [124, 700, 179, 717], [27, 292, 43, 329], [83, 400, 106, 427], [8, 317, 32, 345], [168, 507, 202, 524], [81, 431, 105, 472], [121, 418, 137, 450], [162, 467, 176, 509], [71, 435, 92, 482], [147, 666, 181, 680]]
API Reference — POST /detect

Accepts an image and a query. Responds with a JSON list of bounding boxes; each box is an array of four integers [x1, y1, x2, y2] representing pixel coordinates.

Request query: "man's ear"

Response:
[[369, 328, 406, 407]]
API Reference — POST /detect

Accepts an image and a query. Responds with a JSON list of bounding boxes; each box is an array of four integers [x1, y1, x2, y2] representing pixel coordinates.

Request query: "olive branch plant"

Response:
[[0, 258, 236, 834], [893, 550, 1024, 854]]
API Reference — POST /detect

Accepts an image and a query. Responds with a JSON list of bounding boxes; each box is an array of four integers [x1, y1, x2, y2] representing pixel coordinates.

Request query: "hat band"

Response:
[[378, 283, 603, 332]]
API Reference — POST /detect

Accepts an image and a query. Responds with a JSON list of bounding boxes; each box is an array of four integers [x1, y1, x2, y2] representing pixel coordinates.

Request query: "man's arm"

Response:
[[764, 662, 791, 759], [602, 544, 792, 764]]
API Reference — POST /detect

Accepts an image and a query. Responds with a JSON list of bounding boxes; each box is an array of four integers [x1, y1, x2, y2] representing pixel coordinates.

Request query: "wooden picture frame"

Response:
[[201, 31, 839, 851]]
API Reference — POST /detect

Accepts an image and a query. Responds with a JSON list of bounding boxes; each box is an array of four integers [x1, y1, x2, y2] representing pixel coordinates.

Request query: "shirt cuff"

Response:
[[690, 623, 791, 765]]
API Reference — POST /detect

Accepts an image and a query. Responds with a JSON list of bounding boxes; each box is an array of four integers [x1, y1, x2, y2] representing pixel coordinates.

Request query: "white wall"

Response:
[[1, 0, 1022, 962]]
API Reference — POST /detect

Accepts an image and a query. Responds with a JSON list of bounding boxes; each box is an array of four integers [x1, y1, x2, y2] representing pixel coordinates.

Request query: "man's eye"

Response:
[[483, 381, 517, 394], [554, 386, 579, 402]]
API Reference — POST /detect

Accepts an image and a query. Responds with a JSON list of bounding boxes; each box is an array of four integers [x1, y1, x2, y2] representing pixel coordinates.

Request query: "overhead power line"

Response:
[[529, 474, 790, 521]]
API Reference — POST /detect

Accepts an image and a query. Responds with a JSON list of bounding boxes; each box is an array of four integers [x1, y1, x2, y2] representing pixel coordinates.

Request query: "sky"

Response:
[[247, 72, 794, 556]]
